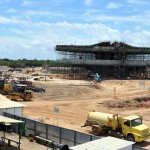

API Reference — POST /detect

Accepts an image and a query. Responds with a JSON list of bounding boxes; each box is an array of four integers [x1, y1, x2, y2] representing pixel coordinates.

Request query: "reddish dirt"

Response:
[[19, 72, 150, 149]]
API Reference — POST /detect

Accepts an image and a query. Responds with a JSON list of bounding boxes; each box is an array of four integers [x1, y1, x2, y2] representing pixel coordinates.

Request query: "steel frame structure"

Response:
[[54, 42, 150, 79]]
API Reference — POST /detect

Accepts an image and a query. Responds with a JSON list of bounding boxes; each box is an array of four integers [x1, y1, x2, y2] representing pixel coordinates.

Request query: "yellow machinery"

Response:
[[0, 84, 13, 95], [83, 111, 150, 142], [7, 90, 33, 101], [28, 134, 34, 142], [0, 79, 33, 101]]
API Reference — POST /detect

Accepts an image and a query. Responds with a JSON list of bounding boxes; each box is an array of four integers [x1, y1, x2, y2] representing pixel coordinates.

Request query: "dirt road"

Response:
[[21, 78, 150, 149]]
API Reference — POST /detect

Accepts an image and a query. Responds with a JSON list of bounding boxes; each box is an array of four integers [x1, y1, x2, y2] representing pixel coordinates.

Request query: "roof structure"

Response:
[[124, 115, 140, 120], [70, 136, 135, 150], [0, 94, 25, 109], [56, 42, 150, 53], [0, 116, 24, 123]]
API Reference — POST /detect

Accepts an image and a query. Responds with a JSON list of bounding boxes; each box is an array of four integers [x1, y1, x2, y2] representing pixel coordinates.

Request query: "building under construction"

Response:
[[54, 41, 150, 79]]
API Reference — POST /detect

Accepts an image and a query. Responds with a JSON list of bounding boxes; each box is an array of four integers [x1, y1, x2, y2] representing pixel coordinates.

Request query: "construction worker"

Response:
[[94, 73, 101, 82]]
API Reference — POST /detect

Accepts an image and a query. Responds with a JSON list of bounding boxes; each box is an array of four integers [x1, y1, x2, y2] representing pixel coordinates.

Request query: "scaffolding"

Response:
[[53, 41, 150, 80]]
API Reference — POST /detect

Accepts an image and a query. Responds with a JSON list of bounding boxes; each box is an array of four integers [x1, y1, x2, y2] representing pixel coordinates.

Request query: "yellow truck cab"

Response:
[[122, 115, 150, 142]]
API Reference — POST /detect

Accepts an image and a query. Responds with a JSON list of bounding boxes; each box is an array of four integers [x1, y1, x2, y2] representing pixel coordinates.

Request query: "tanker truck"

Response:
[[83, 111, 150, 142]]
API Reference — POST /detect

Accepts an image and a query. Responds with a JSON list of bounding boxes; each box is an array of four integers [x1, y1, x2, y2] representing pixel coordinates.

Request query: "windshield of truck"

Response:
[[131, 118, 142, 127]]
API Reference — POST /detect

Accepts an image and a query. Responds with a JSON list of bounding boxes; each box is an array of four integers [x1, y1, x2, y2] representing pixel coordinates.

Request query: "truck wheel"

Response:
[[127, 134, 135, 142], [92, 126, 99, 136], [24, 94, 32, 101]]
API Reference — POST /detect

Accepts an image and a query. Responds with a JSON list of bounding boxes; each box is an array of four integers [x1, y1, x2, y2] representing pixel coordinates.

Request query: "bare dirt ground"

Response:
[[19, 71, 150, 149]]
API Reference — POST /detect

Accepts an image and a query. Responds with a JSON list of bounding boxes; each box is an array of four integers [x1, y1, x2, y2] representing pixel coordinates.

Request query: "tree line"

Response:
[[0, 58, 59, 68]]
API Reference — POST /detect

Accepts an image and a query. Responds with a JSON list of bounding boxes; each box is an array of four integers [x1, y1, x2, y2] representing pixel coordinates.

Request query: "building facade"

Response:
[[55, 42, 150, 79]]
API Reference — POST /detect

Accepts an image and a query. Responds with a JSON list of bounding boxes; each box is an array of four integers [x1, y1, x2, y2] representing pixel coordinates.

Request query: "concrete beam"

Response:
[[57, 59, 150, 66]]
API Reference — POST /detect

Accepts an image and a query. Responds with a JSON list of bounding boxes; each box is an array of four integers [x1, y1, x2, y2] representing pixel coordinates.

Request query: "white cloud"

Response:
[[84, 0, 94, 6], [6, 8, 16, 13], [0, 16, 31, 26], [123, 30, 150, 47], [127, 0, 149, 5], [82, 11, 150, 25], [24, 10, 50, 16], [0, 35, 52, 59], [106, 2, 121, 9], [10, 28, 25, 34], [24, 10, 64, 18], [1, 0, 150, 60], [135, 26, 141, 31], [22, 0, 32, 6], [1, 18, 150, 59], [0, 21, 121, 59], [0, 16, 10, 24]]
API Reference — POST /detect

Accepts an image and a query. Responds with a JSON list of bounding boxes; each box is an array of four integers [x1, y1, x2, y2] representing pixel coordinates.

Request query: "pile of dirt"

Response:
[[90, 82, 102, 89], [101, 97, 150, 109]]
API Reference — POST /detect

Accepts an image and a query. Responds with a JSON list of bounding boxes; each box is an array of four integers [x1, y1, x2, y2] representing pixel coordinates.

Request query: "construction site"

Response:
[[53, 41, 150, 79], [2, 71, 150, 149], [0, 45, 150, 149]]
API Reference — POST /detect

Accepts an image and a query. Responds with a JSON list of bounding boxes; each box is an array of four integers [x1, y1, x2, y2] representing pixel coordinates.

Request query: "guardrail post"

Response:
[[74, 131, 76, 146]]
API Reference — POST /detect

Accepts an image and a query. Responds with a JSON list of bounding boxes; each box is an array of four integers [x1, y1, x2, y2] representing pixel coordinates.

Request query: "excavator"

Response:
[[7, 90, 33, 101], [0, 79, 33, 101]]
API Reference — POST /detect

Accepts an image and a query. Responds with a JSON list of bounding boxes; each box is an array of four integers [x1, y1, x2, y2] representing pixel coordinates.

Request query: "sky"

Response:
[[0, 0, 150, 60]]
